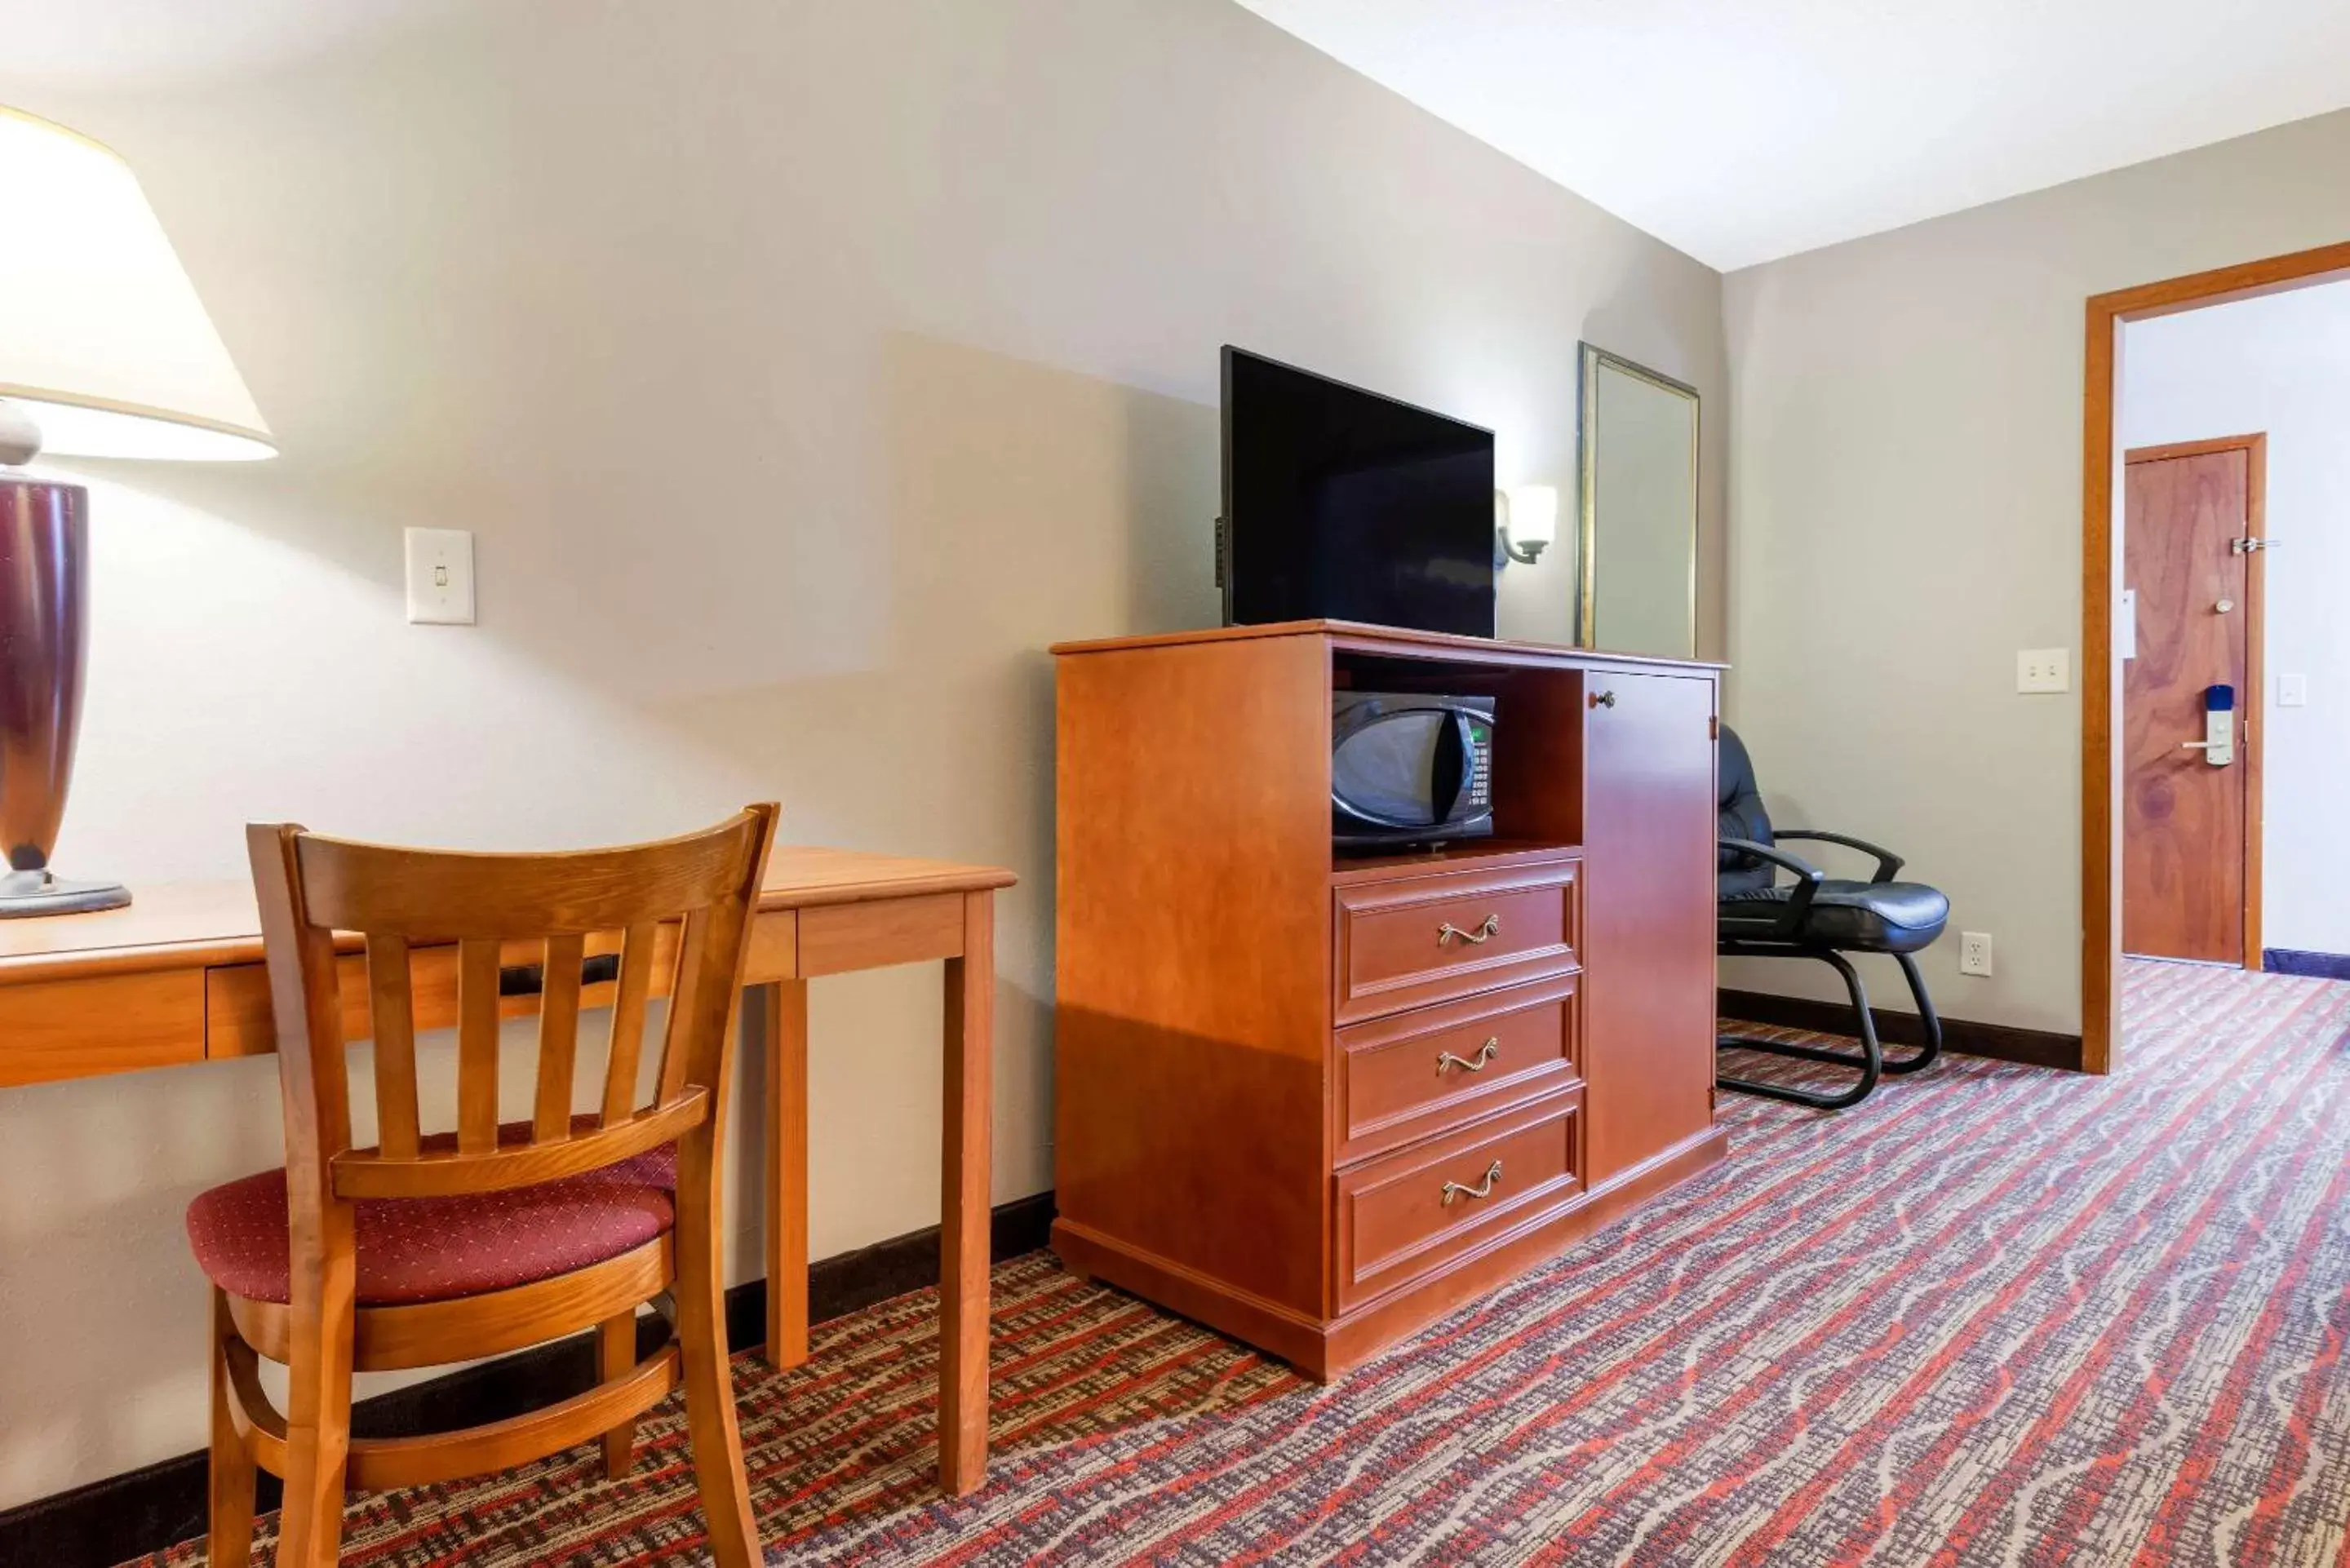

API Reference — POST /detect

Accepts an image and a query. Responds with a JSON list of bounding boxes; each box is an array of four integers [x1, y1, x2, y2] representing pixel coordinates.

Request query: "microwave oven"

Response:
[[1331, 693, 1496, 849]]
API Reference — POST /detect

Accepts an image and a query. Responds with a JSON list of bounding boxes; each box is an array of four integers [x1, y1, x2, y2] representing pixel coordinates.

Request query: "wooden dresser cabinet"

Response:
[[1051, 620, 1723, 1379]]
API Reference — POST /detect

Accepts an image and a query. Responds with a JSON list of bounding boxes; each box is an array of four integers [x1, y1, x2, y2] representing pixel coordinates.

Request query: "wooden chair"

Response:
[[188, 805, 779, 1567]]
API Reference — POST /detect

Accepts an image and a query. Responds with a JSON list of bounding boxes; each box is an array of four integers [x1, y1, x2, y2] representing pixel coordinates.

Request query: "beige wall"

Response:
[[0, 0, 1723, 1505], [1722, 109, 2350, 1032]]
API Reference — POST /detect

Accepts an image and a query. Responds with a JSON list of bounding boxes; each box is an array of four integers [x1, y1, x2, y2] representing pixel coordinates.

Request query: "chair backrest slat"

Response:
[[456, 938, 503, 1155], [252, 807, 778, 1210], [532, 932, 588, 1142], [656, 909, 712, 1105], [601, 921, 660, 1127], [366, 934, 423, 1160]]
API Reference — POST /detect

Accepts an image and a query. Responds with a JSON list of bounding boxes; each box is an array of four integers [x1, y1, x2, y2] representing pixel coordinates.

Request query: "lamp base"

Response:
[[0, 869, 131, 917]]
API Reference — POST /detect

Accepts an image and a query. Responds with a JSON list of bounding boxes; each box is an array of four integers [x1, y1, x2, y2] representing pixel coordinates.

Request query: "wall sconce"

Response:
[[1496, 485, 1558, 568]]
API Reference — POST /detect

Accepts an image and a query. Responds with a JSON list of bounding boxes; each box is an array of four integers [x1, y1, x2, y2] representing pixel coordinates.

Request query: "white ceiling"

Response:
[[10, 0, 2350, 272], [1234, 0, 2350, 271], [0, 0, 470, 92]]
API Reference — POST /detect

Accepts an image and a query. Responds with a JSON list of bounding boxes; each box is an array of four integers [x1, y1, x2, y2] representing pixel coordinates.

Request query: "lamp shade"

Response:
[[1504, 485, 1559, 550], [0, 104, 273, 461]]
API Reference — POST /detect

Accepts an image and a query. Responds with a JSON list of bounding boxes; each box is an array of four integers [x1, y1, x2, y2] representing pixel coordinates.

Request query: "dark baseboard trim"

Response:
[[1719, 988, 2084, 1073], [0, 1192, 1057, 1568], [2264, 948, 2350, 981]]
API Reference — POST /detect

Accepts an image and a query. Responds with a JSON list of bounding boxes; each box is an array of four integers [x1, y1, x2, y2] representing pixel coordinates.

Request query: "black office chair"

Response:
[[1717, 725, 1949, 1110]]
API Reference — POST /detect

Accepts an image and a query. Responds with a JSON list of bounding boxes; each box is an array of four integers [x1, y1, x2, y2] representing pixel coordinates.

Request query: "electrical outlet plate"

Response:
[[1958, 931, 1993, 977], [2017, 649, 2070, 693], [406, 528, 476, 625]]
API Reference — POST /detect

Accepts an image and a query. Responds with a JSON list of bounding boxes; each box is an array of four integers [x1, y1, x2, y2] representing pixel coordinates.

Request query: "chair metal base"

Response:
[[1718, 949, 1942, 1111]]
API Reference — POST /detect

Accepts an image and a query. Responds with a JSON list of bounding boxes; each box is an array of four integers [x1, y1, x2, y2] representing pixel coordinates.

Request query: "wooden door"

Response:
[[2122, 438, 2264, 965], [1581, 667, 1718, 1184]]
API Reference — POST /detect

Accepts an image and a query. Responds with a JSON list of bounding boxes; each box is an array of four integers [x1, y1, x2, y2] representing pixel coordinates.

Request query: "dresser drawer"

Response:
[[1336, 972, 1579, 1167], [1334, 859, 1579, 1025], [1334, 1087, 1582, 1314]]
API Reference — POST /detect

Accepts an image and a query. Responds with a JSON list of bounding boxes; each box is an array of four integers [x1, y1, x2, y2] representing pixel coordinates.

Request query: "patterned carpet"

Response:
[[147, 960, 2350, 1566]]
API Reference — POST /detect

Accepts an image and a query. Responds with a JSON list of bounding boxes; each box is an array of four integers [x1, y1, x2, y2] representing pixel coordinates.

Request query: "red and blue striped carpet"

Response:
[[156, 960, 2350, 1564]]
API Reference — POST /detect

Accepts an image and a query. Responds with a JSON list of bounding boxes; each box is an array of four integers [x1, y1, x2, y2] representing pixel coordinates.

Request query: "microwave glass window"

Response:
[[1335, 711, 1457, 826]]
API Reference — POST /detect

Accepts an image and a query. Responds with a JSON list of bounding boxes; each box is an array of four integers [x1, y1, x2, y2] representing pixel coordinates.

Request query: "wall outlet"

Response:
[[2016, 649, 2071, 693], [1958, 931, 1993, 977], [405, 528, 476, 625], [2278, 672, 2308, 707]]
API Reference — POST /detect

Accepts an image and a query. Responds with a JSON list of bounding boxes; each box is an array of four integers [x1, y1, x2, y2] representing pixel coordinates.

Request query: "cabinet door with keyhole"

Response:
[[1581, 667, 1719, 1182]]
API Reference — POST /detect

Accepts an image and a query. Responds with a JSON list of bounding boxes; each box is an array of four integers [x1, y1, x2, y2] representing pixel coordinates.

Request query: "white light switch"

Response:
[[2017, 648, 2071, 693], [405, 528, 476, 625], [2278, 673, 2308, 707]]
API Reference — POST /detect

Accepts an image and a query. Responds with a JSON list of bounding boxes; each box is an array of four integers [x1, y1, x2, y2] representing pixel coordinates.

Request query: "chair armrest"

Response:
[[1720, 837, 1824, 940], [1776, 829, 1904, 884]]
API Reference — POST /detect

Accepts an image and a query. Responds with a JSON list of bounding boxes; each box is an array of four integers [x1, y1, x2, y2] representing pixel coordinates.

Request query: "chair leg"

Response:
[[1718, 950, 1886, 1110], [208, 1291, 259, 1568], [673, 1131, 761, 1568], [600, 1312, 641, 1480], [273, 1251, 356, 1567], [1885, 951, 1945, 1076]]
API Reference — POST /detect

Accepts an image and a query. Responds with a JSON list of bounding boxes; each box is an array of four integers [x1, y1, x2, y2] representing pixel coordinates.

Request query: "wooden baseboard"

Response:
[[1718, 987, 2084, 1073], [0, 1192, 1057, 1568]]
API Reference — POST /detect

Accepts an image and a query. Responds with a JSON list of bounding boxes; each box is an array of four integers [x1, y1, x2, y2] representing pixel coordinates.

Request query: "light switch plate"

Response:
[[405, 528, 476, 625], [2278, 673, 2308, 707], [2017, 648, 2071, 693]]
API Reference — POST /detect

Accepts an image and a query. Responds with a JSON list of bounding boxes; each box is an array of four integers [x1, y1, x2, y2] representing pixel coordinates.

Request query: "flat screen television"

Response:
[[1220, 348, 1495, 638]]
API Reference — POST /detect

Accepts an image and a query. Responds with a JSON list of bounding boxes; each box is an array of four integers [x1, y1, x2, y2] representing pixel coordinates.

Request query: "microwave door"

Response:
[[1433, 710, 1472, 822], [1333, 710, 1447, 830]]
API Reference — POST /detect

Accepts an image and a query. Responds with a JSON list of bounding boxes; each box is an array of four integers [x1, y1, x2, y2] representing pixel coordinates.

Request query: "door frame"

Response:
[[2082, 239, 2350, 1073], [2117, 432, 2267, 970]]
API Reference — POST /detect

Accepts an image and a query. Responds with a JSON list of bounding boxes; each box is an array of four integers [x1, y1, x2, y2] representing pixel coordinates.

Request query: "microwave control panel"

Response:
[[1465, 719, 1492, 813]]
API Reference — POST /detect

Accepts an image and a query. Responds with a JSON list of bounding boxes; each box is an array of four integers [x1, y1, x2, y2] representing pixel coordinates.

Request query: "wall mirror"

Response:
[[1577, 343, 1700, 658]]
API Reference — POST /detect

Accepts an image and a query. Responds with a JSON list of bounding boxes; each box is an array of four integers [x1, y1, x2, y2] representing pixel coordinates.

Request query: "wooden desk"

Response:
[[0, 845, 1014, 1496]]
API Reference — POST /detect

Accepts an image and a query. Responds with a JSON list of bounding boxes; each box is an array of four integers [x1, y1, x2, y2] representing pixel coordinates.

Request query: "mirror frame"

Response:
[[1576, 342, 1700, 655]]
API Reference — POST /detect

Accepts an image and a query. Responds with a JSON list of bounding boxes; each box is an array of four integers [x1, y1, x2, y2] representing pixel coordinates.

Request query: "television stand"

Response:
[[1050, 619, 1725, 1379]]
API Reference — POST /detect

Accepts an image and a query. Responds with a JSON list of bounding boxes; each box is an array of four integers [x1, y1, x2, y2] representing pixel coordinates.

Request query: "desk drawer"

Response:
[[0, 971, 206, 1087], [1334, 1087, 1582, 1313], [1336, 972, 1579, 1167], [1335, 859, 1578, 1025]]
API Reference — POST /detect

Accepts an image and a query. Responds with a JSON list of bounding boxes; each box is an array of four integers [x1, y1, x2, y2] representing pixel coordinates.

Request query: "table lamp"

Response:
[[1, 104, 274, 916]]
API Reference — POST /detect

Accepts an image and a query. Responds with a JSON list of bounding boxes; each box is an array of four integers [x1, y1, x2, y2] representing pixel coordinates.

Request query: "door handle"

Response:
[[2184, 692, 2235, 766]]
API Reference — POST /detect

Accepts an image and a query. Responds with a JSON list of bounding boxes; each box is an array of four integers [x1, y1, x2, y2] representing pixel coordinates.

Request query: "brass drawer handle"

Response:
[[1441, 1160, 1504, 1206], [1438, 915, 1500, 947], [1437, 1038, 1501, 1077], [1590, 689, 1617, 709]]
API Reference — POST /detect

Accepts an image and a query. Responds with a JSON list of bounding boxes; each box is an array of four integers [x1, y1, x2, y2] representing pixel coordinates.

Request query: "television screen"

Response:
[[1222, 348, 1495, 637]]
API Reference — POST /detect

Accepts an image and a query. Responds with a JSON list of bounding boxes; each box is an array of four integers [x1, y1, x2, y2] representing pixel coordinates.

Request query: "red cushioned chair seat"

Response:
[[185, 1118, 677, 1307]]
